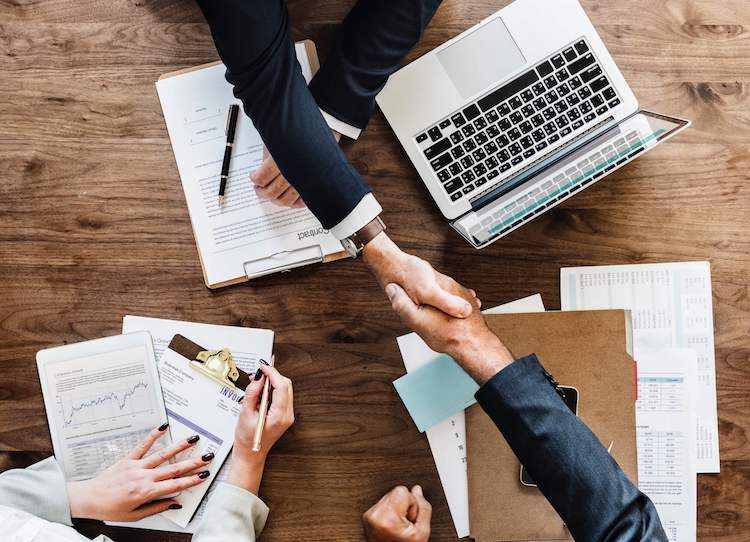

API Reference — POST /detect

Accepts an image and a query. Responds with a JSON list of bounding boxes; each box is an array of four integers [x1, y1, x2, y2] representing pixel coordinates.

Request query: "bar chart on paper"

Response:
[[45, 346, 166, 480]]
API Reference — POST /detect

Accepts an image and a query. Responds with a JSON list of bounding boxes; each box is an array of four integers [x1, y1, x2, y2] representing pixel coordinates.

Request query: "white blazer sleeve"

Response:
[[0, 457, 73, 526], [192, 483, 269, 542]]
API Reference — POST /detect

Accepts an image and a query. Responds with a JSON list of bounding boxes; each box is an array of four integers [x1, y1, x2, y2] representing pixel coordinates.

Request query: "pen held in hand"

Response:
[[252, 355, 274, 452]]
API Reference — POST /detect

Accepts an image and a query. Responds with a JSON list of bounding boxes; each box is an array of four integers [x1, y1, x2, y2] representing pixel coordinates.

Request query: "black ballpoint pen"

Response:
[[218, 103, 240, 207]]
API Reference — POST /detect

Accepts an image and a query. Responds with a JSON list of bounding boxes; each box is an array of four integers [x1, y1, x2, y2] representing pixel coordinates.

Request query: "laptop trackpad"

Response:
[[437, 17, 526, 100]]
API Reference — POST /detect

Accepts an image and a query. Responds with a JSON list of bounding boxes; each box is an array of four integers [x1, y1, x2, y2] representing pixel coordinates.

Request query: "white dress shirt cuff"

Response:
[[320, 108, 362, 140], [329, 193, 383, 240]]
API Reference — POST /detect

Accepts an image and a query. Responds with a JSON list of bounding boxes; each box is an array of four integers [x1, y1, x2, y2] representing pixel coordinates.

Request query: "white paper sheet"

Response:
[[155, 43, 342, 286], [560, 262, 719, 473], [636, 349, 697, 542], [108, 315, 274, 533], [396, 294, 546, 538]]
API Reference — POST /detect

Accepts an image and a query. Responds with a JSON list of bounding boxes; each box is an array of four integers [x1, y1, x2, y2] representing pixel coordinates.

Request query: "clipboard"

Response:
[[156, 334, 258, 527], [157, 40, 349, 289]]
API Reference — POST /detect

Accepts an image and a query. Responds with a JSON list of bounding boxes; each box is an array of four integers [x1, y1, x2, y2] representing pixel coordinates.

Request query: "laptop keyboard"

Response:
[[416, 38, 622, 202]]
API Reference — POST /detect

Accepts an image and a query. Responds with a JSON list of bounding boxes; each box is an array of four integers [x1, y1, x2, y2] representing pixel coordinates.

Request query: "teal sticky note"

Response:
[[393, 354, 479, 432]]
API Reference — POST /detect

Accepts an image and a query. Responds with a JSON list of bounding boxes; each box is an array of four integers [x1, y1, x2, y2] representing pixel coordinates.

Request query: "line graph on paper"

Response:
[[58, 379, 155, 428]]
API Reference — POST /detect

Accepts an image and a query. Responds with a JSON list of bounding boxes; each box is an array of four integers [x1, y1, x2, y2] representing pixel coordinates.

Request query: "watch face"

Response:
[[341, 238, 359, 258]]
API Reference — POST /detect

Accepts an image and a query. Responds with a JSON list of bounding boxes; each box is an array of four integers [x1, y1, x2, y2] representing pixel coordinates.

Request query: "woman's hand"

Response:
[[66, 425, 213, 521], [226, 363, 295, 495]]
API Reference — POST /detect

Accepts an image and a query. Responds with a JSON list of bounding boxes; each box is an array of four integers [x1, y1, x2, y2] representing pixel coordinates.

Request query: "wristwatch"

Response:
[[341, 217, 386, 258]]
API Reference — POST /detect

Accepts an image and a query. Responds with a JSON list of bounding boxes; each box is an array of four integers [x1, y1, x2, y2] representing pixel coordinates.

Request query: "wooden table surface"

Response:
[[1, 0, 748, 540]]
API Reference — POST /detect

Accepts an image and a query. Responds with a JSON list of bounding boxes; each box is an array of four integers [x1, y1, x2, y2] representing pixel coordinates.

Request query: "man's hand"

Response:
[[251, 130, 342, 208], [385, 279, 514, 384], [363, 232, 478, 319], [363, 485, 432, 542]]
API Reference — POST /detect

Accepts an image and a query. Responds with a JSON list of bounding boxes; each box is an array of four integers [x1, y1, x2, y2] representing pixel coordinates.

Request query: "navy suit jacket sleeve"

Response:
[[475, 354, 668, 542], [195, 0, 370, 229]]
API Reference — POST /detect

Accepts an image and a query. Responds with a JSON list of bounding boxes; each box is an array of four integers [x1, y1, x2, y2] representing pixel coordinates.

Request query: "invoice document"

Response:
[[560, 261, 719, 472], [396, 294, 545, 538], [636, 349, 697, 542], [109, 315, 273, 532], [156, 42, 344, 288]]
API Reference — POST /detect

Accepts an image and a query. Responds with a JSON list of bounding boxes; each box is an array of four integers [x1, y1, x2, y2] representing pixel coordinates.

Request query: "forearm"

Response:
[[310, 0, 443, 128], [196, 0, 371, 229], [476, 355, 667, 542]]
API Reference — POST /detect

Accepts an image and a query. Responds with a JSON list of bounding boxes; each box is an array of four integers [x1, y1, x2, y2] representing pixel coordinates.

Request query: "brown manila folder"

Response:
[[467, 310, 637, 542]]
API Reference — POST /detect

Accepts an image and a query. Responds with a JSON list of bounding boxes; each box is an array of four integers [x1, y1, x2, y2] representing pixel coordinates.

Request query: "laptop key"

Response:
[[567, 108, 581, 120], [584, 112, 596, 122], [423, 138, 451, 159], [511, 156, 523, 165], [544, 89, 559, 103], [496, 134, 510, 148], [451, 113, 466, 127], [572, 120, 584, 130], [569, 53, 595, 75], [462, 184, 475, 194], [438, 169, 451, 182], [508, 128, 522, 141], [428, 127, 442, 141], [510, 111, 524, 124], [563, 47, 577, 61], [475, 176, 488, 187], [521, 89, 535, 103], [591, 94, 604, 107], [558, 83, 571, 96], [544, 75, 557, 89], [535, 140, 548, 152], [498, 103, 511, 116], [531, 114, 544, 127], [487, 125, 501, 138], [523, 148, 535, 159], [450, 131, 464, 144], [554, 101, 569, 114], [596, 105, 609, 115], [474, 117, 488, 130], [449, 163, 463, 176], [522, 105, 535, 118], [440, 119, 452, 129], [566, 94, 581, 106], [568, 75, 582, 89], [498, 118, 512, 131], [461, 170, 476, 183], [608, 98, 621, 108], [451, 146, 465, 159], [463, 139, 477, 151], [548, 133, 560, 143], [543, 122, 557, 135], [444, 178, 463, 193], [473, 163, 488, 176], [551, 54, 565, 68], [574, 40, 589, 54], [430, 152, 452, 171], [450, 191, 463, 201], [463, 104, 481, 120], [579, 101, 593, 113], [509, 143, 522, 156], [542, 107, 556, 121], [475, 132, 489, 145], [560, 126, 572, 137], [557, 68, 570, 82], [603, 87, 617, 100], [460, 156, 475, 168], [498, 149, 511, 162], [416, 133, 428, 143], [500, 163, 512, 172], [578, 87, 593, 100], [509, 96, 523, 109], [520, 136, 533, 149], [590, 76, 609, 93], [484, 141, 499, 154], [580, 65, 602, 83], [520, 121, 533, 134], [532, 129, 545, 142], [537, 60, 554, 77], [533, 82, 547, 96], [485, 155, 499, 169], [485, 110, 500, 123], [472, 148, 487, 161], [487, 169, 500, 180]]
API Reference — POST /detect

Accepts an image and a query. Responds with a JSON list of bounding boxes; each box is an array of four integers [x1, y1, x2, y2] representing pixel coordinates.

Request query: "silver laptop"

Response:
[[376, 0, 689, 248]]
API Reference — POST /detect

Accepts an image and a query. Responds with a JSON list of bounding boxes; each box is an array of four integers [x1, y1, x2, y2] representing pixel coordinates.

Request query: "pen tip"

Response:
[[218, 196, 224, 207]]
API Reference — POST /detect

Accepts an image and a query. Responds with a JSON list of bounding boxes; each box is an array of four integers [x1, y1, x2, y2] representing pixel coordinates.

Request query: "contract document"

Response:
[[560, 262, 719, 473], [396, 294, 545, 538], [108, 315, 273, 532], [156, 41, 344, 288], [636, 349, 697, 542]]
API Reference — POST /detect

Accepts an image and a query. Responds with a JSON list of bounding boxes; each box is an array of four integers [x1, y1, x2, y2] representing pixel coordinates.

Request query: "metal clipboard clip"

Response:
[[190, 348, 242, 393], [243, 244, 324, 280]]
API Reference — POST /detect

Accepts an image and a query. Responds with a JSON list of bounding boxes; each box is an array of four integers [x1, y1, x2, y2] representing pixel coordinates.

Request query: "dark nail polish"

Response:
[[187, 435, 200, 444], [201, 452, 215, 462], [198, 470, 210, 479], [158, 422, 169, 432], [254, 368, 263, 381], [260, 358, 269, 366], [168, 503, 182, 510]]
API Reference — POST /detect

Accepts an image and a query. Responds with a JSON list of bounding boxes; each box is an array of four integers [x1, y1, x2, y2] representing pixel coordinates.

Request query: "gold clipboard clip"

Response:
[[190, 348, 241, 393]]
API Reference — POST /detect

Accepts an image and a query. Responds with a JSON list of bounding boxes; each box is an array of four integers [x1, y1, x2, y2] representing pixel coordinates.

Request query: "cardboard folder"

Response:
[[467, 310, 637, 542]]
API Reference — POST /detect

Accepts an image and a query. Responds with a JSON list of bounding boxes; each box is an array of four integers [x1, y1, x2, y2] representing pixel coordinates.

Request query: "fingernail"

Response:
[[198, 471, 211, 479], [201, 452, 215, 462], [254, 368, 263, 380], [385, 283, 397, 300], [158, 422, 169, 432], [412, 484, 423, 496], [168, 503, 182, 510], [260, 359, 269, 366], [187, 435, 200, 444]]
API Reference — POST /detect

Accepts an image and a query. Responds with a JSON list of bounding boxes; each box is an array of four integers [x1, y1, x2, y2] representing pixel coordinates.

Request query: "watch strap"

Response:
[[350, 217, 386, 250]]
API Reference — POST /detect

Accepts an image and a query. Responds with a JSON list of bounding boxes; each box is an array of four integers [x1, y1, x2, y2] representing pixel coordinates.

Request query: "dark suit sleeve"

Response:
[[195, 0, 371, 229], [309, 0, 443, 129], [475, 355, 668, 542]]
